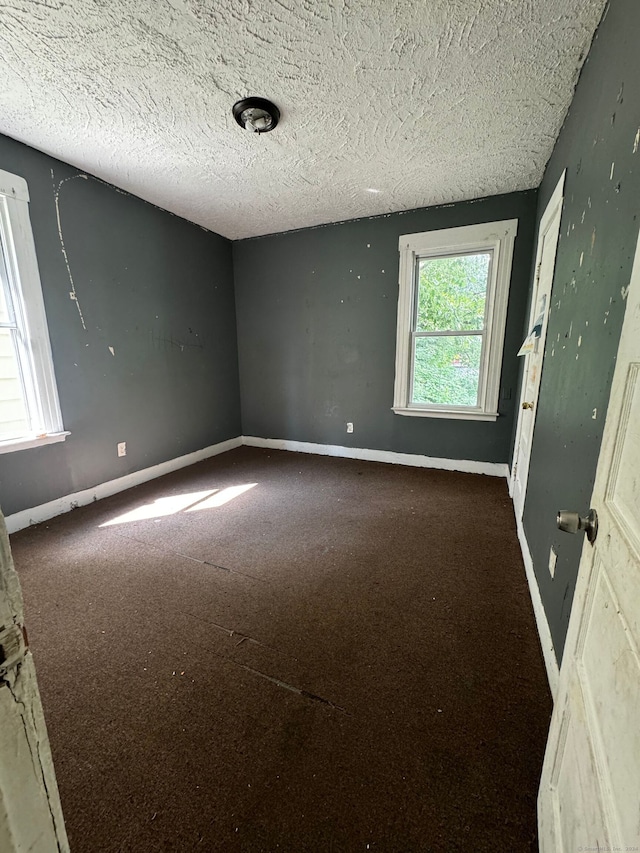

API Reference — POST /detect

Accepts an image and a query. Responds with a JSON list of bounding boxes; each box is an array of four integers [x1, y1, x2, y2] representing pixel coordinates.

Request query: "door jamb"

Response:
[[510, 170, 566, 515]]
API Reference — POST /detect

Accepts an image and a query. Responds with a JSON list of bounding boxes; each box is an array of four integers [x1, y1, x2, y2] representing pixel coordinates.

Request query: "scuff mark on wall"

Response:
[[51, 169, 87, 331], [150, 329, 204, 352]]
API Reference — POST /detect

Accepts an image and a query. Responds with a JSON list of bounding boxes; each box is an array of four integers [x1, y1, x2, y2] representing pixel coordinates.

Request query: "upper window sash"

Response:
[[412, 248, 493, 334]]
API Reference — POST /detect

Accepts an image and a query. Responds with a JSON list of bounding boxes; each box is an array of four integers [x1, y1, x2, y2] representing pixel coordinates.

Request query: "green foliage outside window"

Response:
[[412, 253, 490, 406]]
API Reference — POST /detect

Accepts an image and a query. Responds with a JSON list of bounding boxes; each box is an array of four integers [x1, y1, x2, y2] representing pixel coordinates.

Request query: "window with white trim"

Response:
[[0, 169, 66, 453], [393, 219, 518, 421]]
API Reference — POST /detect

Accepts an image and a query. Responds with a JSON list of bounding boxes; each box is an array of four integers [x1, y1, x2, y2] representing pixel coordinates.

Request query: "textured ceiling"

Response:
[[0, 0, 606, 239]]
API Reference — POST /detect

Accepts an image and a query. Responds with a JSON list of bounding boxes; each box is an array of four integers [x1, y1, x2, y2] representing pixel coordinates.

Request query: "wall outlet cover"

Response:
[[117, 442, 127, 457], [346, 422, 354, 433]]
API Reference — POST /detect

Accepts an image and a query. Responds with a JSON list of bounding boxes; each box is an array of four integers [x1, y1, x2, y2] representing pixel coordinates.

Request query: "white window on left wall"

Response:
[[0, 169, 67, 454]]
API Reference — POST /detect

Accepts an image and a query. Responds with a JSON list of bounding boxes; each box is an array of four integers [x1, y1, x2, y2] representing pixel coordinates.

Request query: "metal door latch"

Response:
[[0, 623, 28, 676], [557, 508, 598, 544]]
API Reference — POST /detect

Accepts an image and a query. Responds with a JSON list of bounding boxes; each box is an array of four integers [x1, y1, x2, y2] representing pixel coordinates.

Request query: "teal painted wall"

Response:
[[3, 0, 637, 676], [522, 0, 640, 662], [0, 134, 241, 517], [234, 192, 537, 465]]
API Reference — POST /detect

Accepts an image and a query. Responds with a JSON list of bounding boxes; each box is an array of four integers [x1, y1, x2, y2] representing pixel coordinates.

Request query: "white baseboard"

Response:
[[6, 430, 554, 704], [514, 511, 559, 700], [5, 436, 242, 534], [3, 434, 507, 534], [242, 436, 509, 478], [6, 430, 555, 708]]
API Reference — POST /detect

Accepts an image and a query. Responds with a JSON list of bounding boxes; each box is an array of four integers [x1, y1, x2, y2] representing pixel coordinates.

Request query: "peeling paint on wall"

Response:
[[51, 170, 87, 331], [522, 0, 640, 664], [0, 132, 241, 518]]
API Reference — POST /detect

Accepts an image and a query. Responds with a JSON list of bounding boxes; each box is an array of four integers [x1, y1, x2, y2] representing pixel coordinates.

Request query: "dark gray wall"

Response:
[[234, 192, 537, 464], [0, 134, 241, 517], [522, 0, 640, 662]]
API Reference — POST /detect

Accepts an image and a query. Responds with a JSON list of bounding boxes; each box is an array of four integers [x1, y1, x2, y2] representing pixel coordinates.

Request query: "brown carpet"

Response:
[[10, 446, 551, 852]]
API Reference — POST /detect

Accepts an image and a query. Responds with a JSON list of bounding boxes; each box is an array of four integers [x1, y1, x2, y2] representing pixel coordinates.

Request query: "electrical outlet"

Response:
[[548, 546, 557, 578], [117, 442, 127, 457], [346, 422, 354, 433]]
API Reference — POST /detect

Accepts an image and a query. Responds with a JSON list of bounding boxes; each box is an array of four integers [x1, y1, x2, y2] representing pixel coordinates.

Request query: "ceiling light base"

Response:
[[232, 97, 280, 134]]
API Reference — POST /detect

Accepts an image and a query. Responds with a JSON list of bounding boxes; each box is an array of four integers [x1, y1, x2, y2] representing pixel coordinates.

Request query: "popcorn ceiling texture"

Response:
[[0, 0, 606, 239]]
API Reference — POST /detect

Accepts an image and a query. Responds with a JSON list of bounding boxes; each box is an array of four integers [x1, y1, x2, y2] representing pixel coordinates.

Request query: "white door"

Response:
[[538, 227, 640, 851], [511, 172, 565, 518], [0, 512, 68, 852]]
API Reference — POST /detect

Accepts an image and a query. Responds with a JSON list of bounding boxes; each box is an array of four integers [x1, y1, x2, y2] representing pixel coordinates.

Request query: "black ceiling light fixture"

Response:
[[232, 97, 280, 134]]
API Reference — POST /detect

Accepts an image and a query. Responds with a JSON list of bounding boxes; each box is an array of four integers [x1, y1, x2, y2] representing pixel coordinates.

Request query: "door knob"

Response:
[[557, 508, 598, 544], [522, 401, 534, 410]]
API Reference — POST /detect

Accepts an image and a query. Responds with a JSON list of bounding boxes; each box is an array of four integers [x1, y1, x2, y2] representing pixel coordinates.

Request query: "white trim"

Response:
[[3, 435, 509, 533], [242, 435, 509, 478], [514, 509, 559, 700], [6, 427, 558, 707], [4, 427, 559, 709], [538, 170, 566, 248], [392, 406, 498, 421], [393, 219, 518, 419], [4, 436, 242, 533], [9, 195, 64, 434], [0, 173, 64, 437], [0, 169, 29, 203], [0, 431, 69, 455], [510, 171, 565, 516]]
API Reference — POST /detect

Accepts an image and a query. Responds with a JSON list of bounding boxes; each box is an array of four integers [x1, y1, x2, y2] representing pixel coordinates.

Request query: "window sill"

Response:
[[0, 431, 70, 455], [392, 407, 498, 422]]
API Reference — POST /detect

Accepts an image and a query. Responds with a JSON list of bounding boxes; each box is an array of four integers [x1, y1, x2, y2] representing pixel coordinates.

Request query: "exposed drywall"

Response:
[[0, 0, 605, 238], [522, 0, 640, 663], [0, 134, 241, 518], [233, 191, 537, 464]]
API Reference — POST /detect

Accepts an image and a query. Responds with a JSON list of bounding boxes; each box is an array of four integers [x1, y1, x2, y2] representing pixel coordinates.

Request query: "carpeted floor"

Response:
[[11, 446, 552, 852]]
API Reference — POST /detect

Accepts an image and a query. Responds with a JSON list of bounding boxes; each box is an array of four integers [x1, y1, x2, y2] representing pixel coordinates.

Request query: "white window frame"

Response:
[[393, 219, 518, 421], [0, 169, 67, 454]]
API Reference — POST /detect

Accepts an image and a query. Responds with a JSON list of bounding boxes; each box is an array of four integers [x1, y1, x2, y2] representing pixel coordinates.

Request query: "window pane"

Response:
[[416, 252, 490, 332], [0, 328, 29, 439], [412, 335, 482, 407]]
